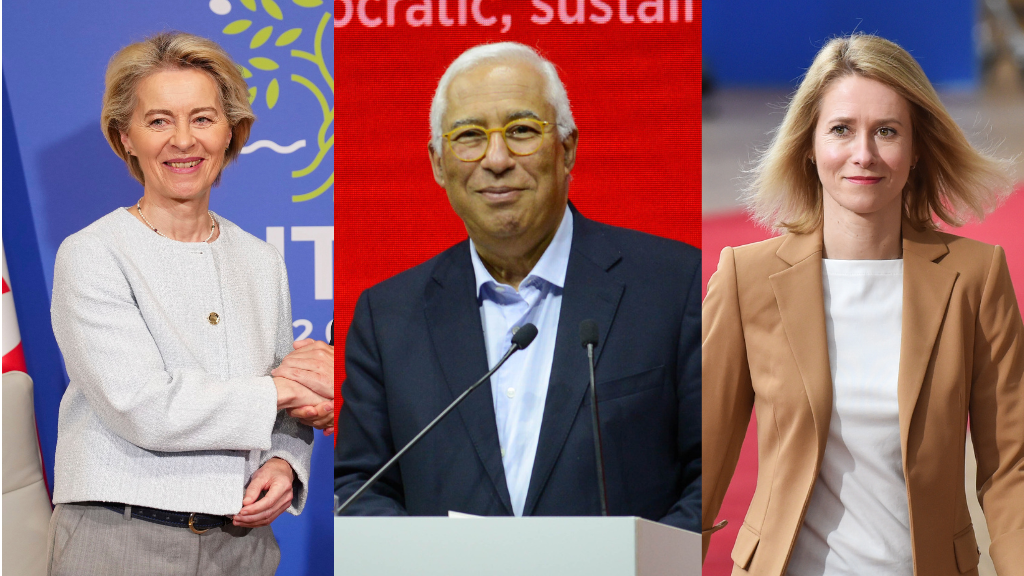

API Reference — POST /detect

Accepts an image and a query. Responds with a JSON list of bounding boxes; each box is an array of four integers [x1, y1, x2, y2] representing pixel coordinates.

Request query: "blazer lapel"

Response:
[[522, 211, 624, 516], [769, 230, 833, 457], [766, 223, 958, 464], [423, 245, 514, 515], [897, 222, 957, 451]]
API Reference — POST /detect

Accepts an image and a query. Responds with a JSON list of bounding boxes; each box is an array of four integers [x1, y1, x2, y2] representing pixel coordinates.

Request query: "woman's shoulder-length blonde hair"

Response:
[[746, 33, 1014, 233], [101, 31, 255, 185]]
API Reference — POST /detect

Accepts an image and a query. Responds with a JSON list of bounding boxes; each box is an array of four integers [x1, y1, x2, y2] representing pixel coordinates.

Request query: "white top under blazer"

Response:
[[787, 259, 912, 575]]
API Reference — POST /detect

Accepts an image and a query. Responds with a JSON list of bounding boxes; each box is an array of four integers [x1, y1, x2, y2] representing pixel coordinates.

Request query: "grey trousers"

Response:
[[46, 503, 280, 576]]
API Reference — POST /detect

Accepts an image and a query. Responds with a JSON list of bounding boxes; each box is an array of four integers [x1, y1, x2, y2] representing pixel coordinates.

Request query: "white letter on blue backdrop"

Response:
[[292, 226, 334, 300]]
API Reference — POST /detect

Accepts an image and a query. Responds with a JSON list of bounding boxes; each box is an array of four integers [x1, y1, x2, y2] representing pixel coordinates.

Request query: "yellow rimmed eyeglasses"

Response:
[[442, 118, 553, 162]]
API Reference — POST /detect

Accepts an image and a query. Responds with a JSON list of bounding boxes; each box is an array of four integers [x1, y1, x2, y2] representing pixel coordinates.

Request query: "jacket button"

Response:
[[208, 312, 220, 325]]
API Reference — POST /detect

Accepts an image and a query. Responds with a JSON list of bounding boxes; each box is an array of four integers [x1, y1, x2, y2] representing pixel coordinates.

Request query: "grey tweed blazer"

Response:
[[51, 208, 312, 516]]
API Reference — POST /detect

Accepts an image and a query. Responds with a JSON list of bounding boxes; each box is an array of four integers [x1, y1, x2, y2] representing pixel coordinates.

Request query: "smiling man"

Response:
[[334, 42, 701, 530]]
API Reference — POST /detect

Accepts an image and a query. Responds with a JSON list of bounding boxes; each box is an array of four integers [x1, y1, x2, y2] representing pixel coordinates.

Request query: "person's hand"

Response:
[[287, 400, 335, 435], [233, 457, 295, 527], [273, 376, 328, 410], [271, 339, 334, 399]]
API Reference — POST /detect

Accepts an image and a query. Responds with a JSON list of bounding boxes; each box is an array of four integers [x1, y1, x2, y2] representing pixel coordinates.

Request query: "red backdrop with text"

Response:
[[334, 0, 702, 411]]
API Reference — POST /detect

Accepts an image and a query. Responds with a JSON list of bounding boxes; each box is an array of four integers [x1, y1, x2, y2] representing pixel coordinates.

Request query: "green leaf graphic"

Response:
[[275, 28, 302, 46], [238, 65, 253, 79], [292, 0, 323, 6], [250, 26, 273, 49], [262, 0, 284, 19], [223, 20, 252, 34], [241, 0, 257, 10], [266, 79, 280, 109], [248, 86, 257, 104], [249, 57, 280, 71]]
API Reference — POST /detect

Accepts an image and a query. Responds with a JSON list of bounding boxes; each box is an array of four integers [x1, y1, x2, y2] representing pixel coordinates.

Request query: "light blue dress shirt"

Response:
[[469, 208, 573, 517]]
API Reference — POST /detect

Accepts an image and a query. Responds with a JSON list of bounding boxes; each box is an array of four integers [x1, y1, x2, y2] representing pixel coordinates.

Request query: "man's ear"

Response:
[[562, 129, 578, 173], [428, 141, 446, 188]]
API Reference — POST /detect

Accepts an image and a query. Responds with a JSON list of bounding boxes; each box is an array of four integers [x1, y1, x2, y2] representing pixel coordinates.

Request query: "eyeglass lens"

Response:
[[448, 119, 545, 161]]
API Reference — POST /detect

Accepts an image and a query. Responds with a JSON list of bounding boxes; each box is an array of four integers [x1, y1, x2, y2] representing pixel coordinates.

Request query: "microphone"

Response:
[[511, 322, 539, 349], [580, 319, 608, 516], [336, 322, 539, 515]]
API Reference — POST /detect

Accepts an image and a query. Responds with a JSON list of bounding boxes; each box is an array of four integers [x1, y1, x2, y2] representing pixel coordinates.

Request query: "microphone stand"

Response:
[[586, 339, 609, 516], [336, 324, 537, 515], [580, 319, 608, 516]]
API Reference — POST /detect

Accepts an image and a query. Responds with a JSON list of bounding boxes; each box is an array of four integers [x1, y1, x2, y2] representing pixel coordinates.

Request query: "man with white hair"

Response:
[[334, 42, 700, 531]]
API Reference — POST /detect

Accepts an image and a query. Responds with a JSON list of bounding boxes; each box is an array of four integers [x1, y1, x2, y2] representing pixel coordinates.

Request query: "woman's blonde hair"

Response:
[[746, 34, 1013, 233], [101, 31, 255, 185]]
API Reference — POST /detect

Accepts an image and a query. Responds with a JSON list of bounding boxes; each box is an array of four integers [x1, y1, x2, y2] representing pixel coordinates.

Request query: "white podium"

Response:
[[334, 516, 701, 575]]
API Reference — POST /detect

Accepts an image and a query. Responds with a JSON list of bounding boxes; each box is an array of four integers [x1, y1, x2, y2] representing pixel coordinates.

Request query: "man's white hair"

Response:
[[429, 42, 576, 152]]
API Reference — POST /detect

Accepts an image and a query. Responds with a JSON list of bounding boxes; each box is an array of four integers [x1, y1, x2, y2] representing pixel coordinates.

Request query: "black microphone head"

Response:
[[512, 323, 538, 349], [579, 319, 599, 348]]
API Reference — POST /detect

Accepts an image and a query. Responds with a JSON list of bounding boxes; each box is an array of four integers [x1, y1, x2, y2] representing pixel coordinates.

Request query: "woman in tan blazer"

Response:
[[702, 34, 1024, 576]]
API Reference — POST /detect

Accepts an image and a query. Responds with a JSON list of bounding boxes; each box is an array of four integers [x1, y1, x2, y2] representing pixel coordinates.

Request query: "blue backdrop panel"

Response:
[[2, 2, 333, 574], [703, 0, 977, 88]]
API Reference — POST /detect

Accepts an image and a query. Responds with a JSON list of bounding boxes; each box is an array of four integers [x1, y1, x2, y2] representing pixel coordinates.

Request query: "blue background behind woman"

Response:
[[2, 2, 334, 574]]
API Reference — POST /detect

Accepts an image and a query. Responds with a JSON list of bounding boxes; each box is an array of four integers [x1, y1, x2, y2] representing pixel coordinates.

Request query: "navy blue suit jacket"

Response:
[[334, 208, 701, 531]]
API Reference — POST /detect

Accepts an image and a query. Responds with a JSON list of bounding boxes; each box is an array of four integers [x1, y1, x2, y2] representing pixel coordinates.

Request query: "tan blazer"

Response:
[[702, 222, 1024, 576]]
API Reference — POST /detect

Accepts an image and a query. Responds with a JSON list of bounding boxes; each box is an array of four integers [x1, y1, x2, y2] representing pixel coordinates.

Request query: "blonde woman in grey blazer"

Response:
[[45, 32, 333, 576]]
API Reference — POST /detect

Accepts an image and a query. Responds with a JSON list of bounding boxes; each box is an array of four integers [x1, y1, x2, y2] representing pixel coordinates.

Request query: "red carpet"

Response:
[[700, 187, 1024, 574]]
